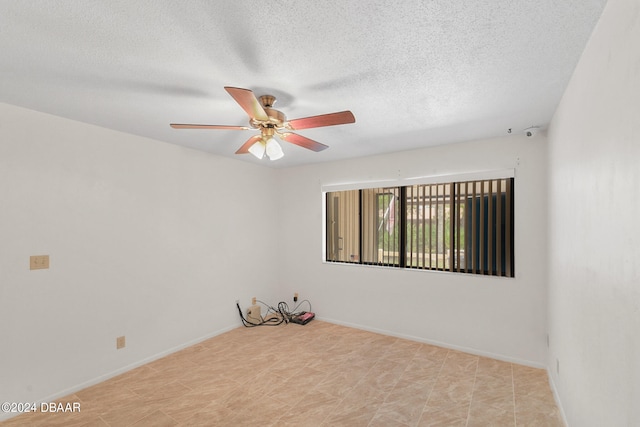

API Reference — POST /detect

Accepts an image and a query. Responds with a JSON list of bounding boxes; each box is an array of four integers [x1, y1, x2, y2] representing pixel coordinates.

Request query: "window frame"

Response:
[[322, 170, 515, 278]]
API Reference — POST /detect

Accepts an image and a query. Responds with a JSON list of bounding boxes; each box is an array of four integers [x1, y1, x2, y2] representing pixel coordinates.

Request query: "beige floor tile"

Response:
[[324, 380, 389, 426], [382, 340, 422, 363], [39, 415, 109, 427], [321, 407, 379, 427], [375, 378, 433, 425], [1, 321, 562, 427], [129, 410, 178, 427], [515, 395, 564, 427], [426, 374, 476, 411], [477, 357, 513, 378], [177, 401, 236, 426], [94, 397, 161, 426], [467, 402, 515, 427], [400, 358, 444, 384], [159, 389, 228, 423], [414, 343, 450, 360], [472, 373, 515, 410], [369, 412, 414, 427], [274, 390, 340, 426], [473, 392, 515, 413], [266, 367, 329, 405], [360, 359, 407, 393], [440, 350, 479, 377], [419, 403, 470, 426], [312, 364, 368, 398]]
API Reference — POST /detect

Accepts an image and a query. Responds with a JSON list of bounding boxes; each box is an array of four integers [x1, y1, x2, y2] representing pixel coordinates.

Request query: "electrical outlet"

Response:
[[294, 292, 299, 302], [116, 336, 126, 350]]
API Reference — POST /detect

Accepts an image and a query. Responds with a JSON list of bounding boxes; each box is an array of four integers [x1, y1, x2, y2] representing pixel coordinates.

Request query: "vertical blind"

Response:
[[325, 178, 514, 277]]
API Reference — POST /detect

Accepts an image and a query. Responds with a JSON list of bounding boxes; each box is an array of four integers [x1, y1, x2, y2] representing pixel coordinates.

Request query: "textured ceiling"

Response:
[[0, 0, 607, 168]]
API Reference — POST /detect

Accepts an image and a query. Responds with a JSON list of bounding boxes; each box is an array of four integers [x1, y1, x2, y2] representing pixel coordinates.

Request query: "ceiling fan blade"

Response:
[[279, 132, 329, 152], [224, 87, 269, 121], [170, 123, 250, 130], [235, 134, 262, 154], [287, 110, 355, 130]]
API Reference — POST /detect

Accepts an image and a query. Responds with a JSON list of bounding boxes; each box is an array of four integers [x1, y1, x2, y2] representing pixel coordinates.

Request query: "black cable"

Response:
[[237, 299, 313, 327], [277, 302, 291, 323], [257, 299, 280, 318], [236, 302, 261, 327], [290, 299, 312, 315], [257, 299, 289, 325], [276, 300, 312, 322]]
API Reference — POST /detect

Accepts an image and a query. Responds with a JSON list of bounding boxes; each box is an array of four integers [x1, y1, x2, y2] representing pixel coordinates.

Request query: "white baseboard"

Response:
[[317, 316, 547, 369], [0, 323, 241, 423], [547, 370, 568, 426]]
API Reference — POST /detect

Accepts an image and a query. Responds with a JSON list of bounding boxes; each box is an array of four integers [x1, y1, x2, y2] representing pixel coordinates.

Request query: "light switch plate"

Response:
[[30, 255, 50, 270]]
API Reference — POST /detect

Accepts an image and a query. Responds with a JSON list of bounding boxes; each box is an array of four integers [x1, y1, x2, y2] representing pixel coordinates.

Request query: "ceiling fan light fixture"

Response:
[[248, 141, 266, 159], [171, 86, 355, 160], [265, 137, 284, 160]]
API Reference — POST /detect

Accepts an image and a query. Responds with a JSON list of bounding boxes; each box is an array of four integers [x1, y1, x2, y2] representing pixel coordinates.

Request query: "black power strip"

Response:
[[290, 311, 315, 325]]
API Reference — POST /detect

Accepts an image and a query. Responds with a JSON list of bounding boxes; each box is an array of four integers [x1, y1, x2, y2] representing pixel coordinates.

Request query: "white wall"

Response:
[[277, 134, 548, 366], [547, 0, 640, 425], [0, 103, 278, 415]]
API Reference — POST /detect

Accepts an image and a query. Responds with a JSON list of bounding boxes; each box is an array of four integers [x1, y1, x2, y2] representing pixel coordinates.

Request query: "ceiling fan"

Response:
[[170, 87, 356, 160]]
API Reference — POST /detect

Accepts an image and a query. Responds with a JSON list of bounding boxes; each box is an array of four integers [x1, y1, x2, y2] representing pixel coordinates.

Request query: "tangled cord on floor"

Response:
[[236, 299, 312, 327]]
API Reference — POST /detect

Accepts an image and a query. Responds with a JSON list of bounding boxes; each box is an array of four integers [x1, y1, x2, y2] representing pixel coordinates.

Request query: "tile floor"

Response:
[[1, 321, 563, 426]]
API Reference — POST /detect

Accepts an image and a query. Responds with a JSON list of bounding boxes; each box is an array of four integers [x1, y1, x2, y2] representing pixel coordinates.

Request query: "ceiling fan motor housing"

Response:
[[250, 95, 286, 129], [259, 95, 276, 108]]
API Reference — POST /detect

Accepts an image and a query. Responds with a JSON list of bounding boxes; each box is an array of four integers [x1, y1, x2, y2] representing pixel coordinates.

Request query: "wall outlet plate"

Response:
[[30, 255, 49, 270]]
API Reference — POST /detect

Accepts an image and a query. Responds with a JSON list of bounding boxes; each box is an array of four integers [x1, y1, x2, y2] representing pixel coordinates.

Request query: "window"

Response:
[[325, 178, 514, 277]]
